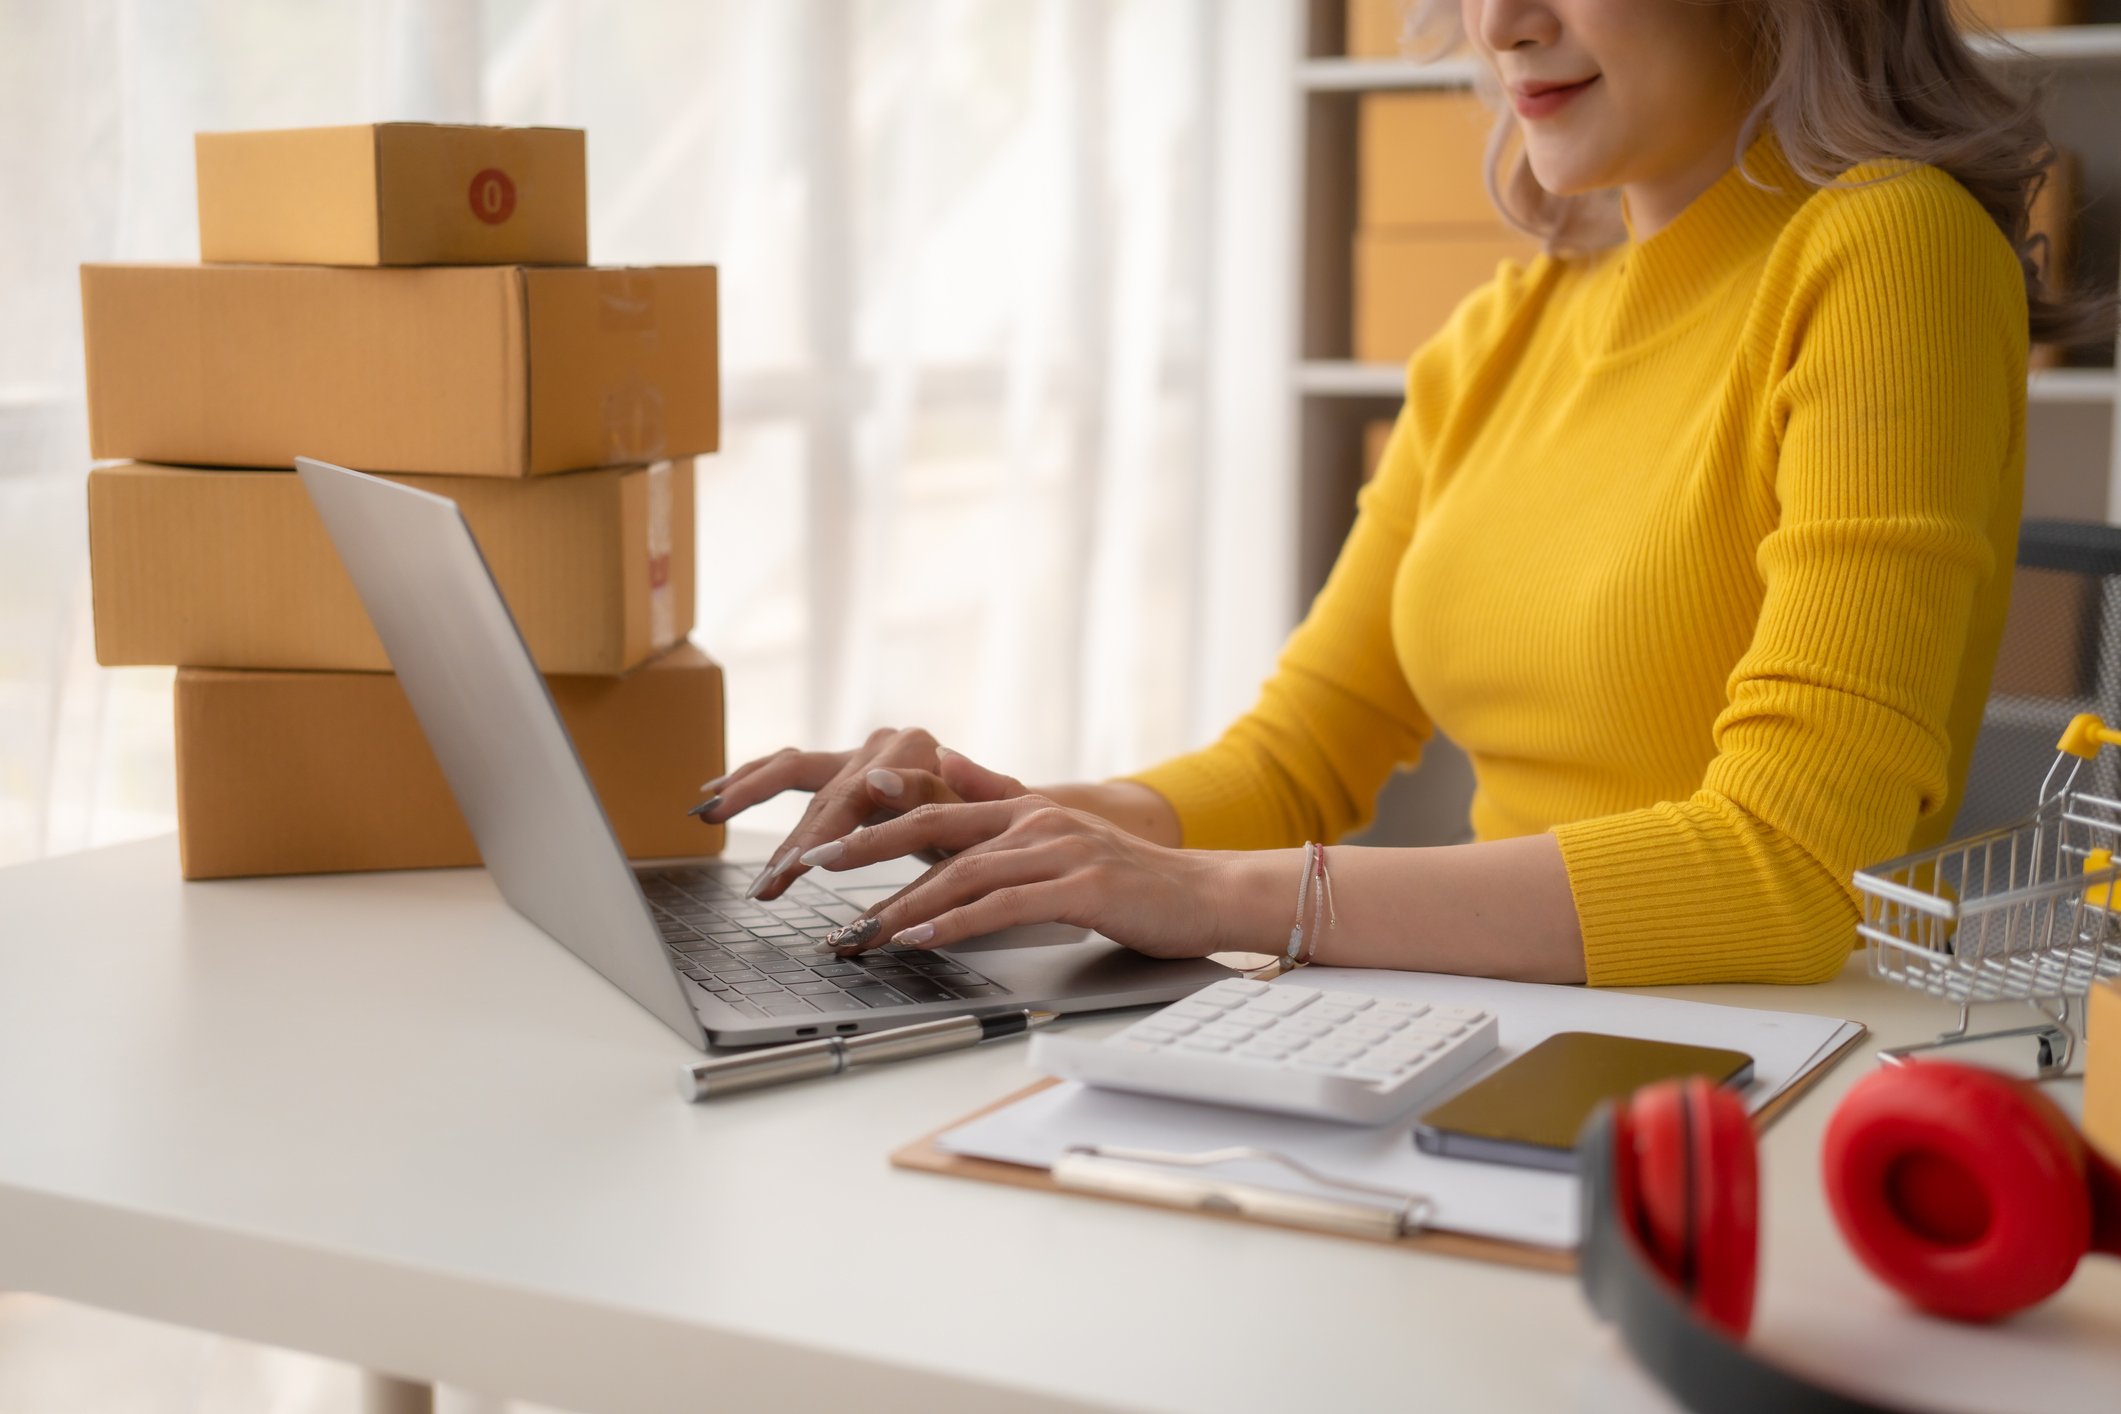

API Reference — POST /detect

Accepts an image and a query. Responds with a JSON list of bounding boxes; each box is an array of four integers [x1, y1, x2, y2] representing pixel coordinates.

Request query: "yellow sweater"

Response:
[[1127, 137, 2027, 986]]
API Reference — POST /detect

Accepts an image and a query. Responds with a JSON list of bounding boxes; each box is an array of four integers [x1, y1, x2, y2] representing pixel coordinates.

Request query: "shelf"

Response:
[[1295, 361, 1404, 396], [1300, 361, 2119, 405], [2029, 368, 2120, 405], [1974, 24, 2121, 66], [1300, 26, 2121, 92], [1297, 57, 1477, 92]]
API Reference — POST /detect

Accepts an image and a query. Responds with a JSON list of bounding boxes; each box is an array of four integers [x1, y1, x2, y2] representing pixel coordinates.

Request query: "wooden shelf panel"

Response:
[[1301, 26, 2121, 91], [1299, 361, 2120, 405]]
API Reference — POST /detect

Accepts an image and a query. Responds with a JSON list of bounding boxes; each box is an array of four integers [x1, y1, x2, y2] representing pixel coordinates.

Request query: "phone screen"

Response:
[[1413, 1031, 1754, 1171]]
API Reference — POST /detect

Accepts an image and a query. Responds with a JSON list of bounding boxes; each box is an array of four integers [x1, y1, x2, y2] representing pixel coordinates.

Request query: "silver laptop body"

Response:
[[296, 457, 1233, 1049]]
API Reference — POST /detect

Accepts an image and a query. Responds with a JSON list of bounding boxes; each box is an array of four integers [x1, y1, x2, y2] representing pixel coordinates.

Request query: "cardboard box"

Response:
[[81, 262, 718, 477], [174, 643, 727, 880], [1360, 93, 1500, 229], [90, 459, 694, 674], [1354, 230, 1535, 362], [1364, 419, 1394, 483], [1961, 0, 2080, 29], [1345, 0, 1408, 57], [196, 124, 588, 267], [2090, 977, 2119, 1165]]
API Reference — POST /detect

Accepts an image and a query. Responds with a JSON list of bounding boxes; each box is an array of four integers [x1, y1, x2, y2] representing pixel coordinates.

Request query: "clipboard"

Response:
[[891, 1021, 1868, 1274]]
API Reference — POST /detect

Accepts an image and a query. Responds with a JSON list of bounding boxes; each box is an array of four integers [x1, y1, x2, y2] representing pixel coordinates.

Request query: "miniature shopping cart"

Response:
[[1853, 712, 2121, 1078]]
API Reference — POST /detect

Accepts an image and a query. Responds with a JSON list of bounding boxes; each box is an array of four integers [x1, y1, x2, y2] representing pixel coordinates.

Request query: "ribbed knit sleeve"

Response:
[[1554, 169, 2025, 985], [1118, 269, 1532, 849]]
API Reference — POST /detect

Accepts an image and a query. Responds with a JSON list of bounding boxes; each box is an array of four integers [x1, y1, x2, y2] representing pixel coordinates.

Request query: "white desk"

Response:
[[1, 834, 2116, 1413]]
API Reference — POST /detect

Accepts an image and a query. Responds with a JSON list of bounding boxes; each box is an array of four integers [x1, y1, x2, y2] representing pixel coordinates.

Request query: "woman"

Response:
[[695, 0, 2110, 986]]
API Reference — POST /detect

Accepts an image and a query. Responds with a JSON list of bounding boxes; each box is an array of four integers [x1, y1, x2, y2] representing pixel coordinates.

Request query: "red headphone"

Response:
[[1578, 1061, 2121, 1412]]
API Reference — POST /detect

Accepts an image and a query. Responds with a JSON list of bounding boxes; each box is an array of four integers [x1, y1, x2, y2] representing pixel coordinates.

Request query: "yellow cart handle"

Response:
[[2058, 713, 2121, 760]]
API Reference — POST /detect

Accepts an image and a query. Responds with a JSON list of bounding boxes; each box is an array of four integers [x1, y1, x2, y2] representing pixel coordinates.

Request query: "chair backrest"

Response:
[[1951, 520, 2121, 838]]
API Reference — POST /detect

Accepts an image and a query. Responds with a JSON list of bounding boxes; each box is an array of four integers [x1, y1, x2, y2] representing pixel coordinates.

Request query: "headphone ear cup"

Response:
[[1619, 1078, 1760, 1337], [1823, 1061, 2090, 1321], [1684, 1077, 1760, 1337], [1623, 1081, 1694, 1287]]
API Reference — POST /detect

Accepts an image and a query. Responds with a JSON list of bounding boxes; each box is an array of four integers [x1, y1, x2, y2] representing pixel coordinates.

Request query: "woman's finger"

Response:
[[691, 747, 849, 825], [798, 798, 1031, 875], [824, 841, 1066, 953], [750, 762, 974, 901], [935, 748, 1030, 803], [881, 877, 1081, 952]]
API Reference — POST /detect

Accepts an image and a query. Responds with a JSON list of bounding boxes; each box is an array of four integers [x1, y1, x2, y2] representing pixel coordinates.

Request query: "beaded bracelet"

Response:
[[1283, 841, 1338, 968]]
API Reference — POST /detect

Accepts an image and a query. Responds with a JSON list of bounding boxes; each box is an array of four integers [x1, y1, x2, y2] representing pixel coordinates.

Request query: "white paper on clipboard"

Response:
[[935, 969, 1862, 1250]]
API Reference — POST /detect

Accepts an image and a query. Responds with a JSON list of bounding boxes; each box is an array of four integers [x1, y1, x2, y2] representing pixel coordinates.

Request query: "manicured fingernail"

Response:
[[799, 840, 845, 867], [745, 849, 793, 899], [866, 768, 904, 798], [700, 772, 733, 792], [936, 746, 956, 761], [893, 923, 935, 946], [829, 917, 882, 953], [688, 794, 722, 820]]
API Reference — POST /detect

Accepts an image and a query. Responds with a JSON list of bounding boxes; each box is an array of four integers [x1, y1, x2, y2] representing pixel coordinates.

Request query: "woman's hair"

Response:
[[1399, 0, 2112, 344]]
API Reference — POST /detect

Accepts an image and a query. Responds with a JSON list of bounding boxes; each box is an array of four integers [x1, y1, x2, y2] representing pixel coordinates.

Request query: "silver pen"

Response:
[[676, 1009, 1057, 1101]]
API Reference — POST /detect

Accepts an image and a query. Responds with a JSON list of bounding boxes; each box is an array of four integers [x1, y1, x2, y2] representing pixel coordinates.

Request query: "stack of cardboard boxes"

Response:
[[81, 123, 728, 879]]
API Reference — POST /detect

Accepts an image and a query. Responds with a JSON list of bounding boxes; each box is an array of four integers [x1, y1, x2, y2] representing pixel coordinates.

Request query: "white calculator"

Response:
[[1029, 978, 1499, 1125]]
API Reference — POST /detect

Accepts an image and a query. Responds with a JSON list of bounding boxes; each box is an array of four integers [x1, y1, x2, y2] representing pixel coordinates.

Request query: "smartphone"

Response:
[[1412, 1031, 1754, 1172]]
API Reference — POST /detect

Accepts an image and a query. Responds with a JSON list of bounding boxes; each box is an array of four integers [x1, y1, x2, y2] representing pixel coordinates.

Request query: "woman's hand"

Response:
[[795, 788, 1253, 959], [694, 727, 1029, 900]]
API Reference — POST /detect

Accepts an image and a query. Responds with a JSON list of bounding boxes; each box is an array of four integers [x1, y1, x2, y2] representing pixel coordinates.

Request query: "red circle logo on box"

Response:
[[468, 168, 517, 225]]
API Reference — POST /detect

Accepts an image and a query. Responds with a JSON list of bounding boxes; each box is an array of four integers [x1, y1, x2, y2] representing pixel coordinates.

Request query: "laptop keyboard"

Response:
[[638, 860, 1012, 1019]]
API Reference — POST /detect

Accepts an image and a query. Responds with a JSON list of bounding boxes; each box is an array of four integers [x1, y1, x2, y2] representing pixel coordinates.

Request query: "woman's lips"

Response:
[[1511, 75, 1598, 121]]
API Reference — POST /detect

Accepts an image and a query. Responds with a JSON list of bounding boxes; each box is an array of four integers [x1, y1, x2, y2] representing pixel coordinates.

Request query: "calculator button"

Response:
[[1179, 1038, 1231, 1054], [1249, 990, 1315, 1015], [1165, 1001, 1227, 1021], [1203, 980, 1269, 1000], [1199, 1023, 1253, 1042]]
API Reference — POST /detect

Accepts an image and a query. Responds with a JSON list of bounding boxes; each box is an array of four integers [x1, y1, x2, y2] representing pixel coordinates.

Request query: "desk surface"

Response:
[[1, 834, 2116, 1413]]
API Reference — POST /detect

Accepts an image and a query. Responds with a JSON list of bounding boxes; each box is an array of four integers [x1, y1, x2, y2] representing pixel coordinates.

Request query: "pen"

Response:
[[676, 1009, 1057, 1102]]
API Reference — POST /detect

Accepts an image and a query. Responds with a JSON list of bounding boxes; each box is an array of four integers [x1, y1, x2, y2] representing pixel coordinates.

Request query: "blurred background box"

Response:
[[196, 123, 587, 267], [1352, 89, 1534, 363], [1344, 0, 1407, 57], [2090, 977, 2118, 1163], [1353, 230, 1532, 362], [1359, 92, 1497, 228], [89, 459, 693, 674], [1364, 417, 1393, 483], [1960, 0, 2082, 27], [80, 262, 718, 477], [173, 642, 725, 880]]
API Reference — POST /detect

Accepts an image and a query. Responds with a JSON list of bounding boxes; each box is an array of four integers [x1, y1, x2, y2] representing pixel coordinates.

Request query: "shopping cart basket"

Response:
[[1853, 712, 2121, 1078]]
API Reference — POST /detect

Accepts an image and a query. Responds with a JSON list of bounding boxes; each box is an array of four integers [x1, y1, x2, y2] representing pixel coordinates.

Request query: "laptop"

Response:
[[296, 457, 1235, 1049]]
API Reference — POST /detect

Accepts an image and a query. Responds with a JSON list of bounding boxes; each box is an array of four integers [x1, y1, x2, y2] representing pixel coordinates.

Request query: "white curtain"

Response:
[[0, 0, 1301, 865]]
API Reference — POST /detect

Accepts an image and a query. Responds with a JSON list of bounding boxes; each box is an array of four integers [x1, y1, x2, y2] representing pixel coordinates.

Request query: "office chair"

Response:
[[1951, 519, 2121, 839]]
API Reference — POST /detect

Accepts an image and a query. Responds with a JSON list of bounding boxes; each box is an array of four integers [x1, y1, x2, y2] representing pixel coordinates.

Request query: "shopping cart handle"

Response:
[[2058, 713, 2121, 760]]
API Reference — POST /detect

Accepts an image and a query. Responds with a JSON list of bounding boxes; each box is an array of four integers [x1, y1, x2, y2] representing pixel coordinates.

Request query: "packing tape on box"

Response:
[[605, 377, 669, 466], [648, 459, 676, 648]]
